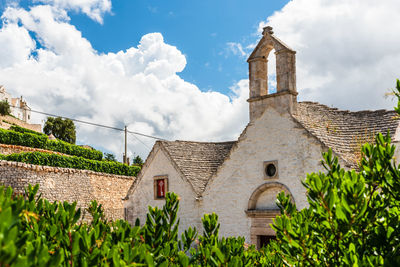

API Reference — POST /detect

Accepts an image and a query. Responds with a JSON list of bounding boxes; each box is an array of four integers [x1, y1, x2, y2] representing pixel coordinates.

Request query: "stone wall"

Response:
[[0, 160, 134, 221], [0, 144, 69, 156], [0, 115, 42, 132]]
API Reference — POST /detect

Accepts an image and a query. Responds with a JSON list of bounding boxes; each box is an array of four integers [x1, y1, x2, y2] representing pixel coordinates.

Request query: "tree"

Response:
[[264, 80, 400, 265], [0, 100, 11, 116], [104, 152, 117, 162], [133, 155, 144, 166], [43, 117, 76, 144]]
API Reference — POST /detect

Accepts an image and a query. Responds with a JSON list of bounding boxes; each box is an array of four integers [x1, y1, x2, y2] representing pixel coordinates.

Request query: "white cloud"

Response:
[[226, 42, 247, 57], [0, 4, 249, 159], [258, 0, 400, 111], [35, 0, 111, 23]]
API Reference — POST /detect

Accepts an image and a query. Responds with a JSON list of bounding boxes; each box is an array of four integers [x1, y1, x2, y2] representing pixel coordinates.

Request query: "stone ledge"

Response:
[[247, 90, 298, 103], [0, 160, 135, 180], [245, 209, 280, 218], [0, 143, 69, 157]]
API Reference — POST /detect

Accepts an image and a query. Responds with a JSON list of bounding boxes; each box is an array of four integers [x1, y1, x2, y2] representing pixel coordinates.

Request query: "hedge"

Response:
[[46, 139, 103, 160], [0, 128, 103, 160], [0, 151, 140, 176], [0, 128, 48, 148], [9, 125, 47, 137]]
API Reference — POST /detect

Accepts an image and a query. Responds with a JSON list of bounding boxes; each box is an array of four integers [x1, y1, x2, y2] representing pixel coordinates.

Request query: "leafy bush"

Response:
[[0, 100, 10, 116], [265, 133, 400, 265], [0, 128, 48, 148], [0, 151, 140, 176], [104, 152, 117, 162], [46, 139, 103, 161], [43, 117, 76, 144], [0, 127, 103, 160], [9, 125, 47, 137], [0, 185, 265, 266], [262, 79, 400, 266]]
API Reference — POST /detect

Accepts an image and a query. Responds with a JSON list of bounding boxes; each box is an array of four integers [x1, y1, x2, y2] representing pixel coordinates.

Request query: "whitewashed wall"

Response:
[[125, 147, 203, 233], [201, 107, 333, 243]]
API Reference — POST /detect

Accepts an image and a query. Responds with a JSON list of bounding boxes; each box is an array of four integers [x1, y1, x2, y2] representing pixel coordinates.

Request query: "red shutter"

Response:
[[156, 179, 165, 198]]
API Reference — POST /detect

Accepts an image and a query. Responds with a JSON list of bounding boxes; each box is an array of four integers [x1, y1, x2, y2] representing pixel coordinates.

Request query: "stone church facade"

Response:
[[124, 27, 400, 248]]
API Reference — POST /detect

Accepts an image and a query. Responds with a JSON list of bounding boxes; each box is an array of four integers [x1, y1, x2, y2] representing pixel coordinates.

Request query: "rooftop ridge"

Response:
[[299, 101, 397, 114], [294, 101, 400, 168], [164, 140, 236, 144]]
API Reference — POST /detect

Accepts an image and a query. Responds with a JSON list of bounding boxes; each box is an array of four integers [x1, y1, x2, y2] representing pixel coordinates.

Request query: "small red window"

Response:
[[156, 179, 166, 198], [154, 176, 168, 199]]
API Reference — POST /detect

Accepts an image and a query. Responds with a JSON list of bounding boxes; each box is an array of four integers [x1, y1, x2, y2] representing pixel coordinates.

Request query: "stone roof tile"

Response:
[[293, 102, 400, 168], [160, 140, 236, 196]]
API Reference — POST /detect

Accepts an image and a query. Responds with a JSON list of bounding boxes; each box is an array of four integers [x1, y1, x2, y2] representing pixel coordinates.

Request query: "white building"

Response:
[[124, 27, 400, 248], [0, 85, 31, 123]]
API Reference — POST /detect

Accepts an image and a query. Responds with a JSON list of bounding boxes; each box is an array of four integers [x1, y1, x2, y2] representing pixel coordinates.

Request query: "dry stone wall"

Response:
[[0, 160, 134, 221], [0, 144, 69, 156], [0, 115, 42, 132]]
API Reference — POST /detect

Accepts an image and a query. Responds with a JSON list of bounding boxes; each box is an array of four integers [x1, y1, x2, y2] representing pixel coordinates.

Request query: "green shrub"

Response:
[[0, 128, 48, 148], [0, 100, 10, 116], [46, 139, 103, 161], [9, 125, 47, 137], [0, 151, 140, 176], [0, 127, 103, 160], [0, 185, 264, 266]]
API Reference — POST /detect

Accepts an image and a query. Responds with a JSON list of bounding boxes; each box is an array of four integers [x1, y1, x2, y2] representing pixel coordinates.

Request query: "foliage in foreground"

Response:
[[263, 79, 400, 266], [0, 151, 140, 177], [0, 185, 266, 266], [269, 133, 400, 265], [1, 129, 400, 266]]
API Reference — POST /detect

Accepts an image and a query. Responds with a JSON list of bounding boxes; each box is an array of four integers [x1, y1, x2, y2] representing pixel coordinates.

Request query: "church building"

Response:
[[124, 27, 400, 248]]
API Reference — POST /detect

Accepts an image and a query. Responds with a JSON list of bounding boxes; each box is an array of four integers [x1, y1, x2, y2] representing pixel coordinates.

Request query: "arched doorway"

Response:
[[246, 182, 293, 248]]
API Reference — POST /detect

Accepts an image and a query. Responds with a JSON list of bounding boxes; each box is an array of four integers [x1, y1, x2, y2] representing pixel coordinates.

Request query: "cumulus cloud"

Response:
[[35, 0, 111, 23], [0, 4, 249, 159], [258, 0, 400, 111]]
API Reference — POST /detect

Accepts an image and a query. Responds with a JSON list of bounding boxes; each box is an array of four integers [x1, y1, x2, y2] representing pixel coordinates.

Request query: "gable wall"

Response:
[[201, 107, 337, 242], [125, 148, 203, 232]]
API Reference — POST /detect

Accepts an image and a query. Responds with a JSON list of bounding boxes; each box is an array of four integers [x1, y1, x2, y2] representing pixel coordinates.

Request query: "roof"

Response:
[[293, 102, 400, 168], [126, 101, 399, 199], [160, 140, 236, 196]]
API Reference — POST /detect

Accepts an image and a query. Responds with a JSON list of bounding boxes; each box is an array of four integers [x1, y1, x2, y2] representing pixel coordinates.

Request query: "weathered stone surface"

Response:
[[0, 144, 70, 156], [293, 102, 400, 168], [0, 160, 134, 221]]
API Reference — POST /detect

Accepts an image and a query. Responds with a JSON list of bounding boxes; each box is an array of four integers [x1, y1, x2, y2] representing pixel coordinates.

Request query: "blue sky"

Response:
[[3, 0, 288, 95], [69, 0, 289, 94], [0, 0, 399, 159]]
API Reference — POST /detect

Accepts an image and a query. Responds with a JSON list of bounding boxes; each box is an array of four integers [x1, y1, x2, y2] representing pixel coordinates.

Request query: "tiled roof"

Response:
[[160, 140, 236, 196], [293, 102, 400, 168]]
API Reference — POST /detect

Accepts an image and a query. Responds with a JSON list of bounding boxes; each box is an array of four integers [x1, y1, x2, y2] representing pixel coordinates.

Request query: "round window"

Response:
[[265, 163, 276, 177]]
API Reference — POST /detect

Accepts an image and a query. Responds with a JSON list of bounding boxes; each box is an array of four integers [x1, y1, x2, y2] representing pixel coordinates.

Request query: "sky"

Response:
[[0, 0, 399, 160]]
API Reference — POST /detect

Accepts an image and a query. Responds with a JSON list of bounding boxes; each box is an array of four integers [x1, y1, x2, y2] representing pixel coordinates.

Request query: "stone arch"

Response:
[[247, 26, 296, 99], [247, 182, 293, 211]]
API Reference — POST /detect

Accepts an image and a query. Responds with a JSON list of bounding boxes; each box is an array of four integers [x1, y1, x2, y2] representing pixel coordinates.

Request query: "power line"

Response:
[[129, 132, 151, 150], [28, 108, 167, 141]]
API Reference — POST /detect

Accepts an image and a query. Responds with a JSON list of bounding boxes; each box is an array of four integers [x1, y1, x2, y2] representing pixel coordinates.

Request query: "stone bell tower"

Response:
[[247, 26, 297, 121]]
